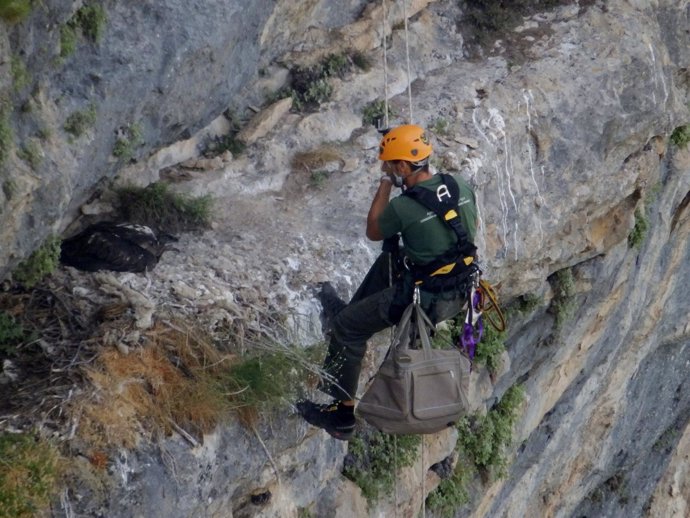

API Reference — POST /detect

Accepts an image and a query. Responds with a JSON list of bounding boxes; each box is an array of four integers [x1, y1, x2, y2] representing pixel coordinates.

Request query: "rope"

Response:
[[394, 434, 400, 517], [478, 279, 507, 332], [421, 437, 426, 518], [380, 3, 416, 514], [381, 0, 415, 127], [402, 0, 413, 124], [381, 0, 390, 129]]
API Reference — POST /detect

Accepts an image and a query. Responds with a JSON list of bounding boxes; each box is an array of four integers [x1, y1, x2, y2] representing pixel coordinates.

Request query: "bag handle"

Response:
[[390, 302, 415, 352], [391, 299, 437, 358], [413, 302, 436, 358]]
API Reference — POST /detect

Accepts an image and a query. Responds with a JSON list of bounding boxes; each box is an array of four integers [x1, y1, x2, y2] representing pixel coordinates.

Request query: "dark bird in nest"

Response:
[[60, 222, 178, 273]]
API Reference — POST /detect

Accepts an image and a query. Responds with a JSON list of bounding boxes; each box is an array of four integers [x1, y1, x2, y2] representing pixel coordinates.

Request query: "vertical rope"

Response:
[[421, 438, 426, 518], [394, 434, 399, 517], [381, 0, 390, 129], [402, 0, 413, 124]]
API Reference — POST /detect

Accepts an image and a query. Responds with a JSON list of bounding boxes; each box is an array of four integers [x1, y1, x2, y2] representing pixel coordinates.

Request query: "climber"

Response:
[[297, 124, 479, 440]]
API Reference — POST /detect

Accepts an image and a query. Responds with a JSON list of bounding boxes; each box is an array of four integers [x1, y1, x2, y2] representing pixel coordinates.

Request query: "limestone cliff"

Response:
[[1, 1, 689, 517]]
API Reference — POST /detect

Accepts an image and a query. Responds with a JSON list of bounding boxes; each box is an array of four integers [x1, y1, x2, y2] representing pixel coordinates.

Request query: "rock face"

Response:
[[0, 0, 391, 277], [2, 0, 690, 517]]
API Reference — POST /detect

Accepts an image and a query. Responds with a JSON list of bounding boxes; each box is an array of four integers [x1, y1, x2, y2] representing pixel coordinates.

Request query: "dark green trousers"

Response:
[[321, 253, 467, 401]]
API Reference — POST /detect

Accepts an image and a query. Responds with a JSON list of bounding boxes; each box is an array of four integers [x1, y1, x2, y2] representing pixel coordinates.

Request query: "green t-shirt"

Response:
[[378, 174, 477, 265]]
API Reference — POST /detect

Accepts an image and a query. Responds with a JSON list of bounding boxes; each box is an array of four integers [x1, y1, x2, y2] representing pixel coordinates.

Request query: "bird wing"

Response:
[[61, 230, 156, 272]]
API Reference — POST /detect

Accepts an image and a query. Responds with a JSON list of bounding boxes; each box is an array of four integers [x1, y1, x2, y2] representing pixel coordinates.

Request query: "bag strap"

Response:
[[389, 302, 415, 353], [389, 289, 437, 356], [413, 302, 436, 358]]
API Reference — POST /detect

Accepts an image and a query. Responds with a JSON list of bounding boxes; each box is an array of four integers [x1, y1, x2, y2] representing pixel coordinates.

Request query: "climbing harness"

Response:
[[403, 173, 479, 276], [403, 174, 507, 366]]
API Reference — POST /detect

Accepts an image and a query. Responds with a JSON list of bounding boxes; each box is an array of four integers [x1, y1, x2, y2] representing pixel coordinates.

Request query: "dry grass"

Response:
[[0, 277, 329, 454], [72, 321, 235, 449], [0, 433, 60, 518], [287, 145, 344, 192], [290, 146, 343, 173]]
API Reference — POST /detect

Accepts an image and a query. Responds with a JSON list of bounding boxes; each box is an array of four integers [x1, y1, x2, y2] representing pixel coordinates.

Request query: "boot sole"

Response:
[[326, 428, 354, 441]]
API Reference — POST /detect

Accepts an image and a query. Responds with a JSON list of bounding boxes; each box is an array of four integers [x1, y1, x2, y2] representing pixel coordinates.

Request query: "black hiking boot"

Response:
[[296, 399, 355, 441]]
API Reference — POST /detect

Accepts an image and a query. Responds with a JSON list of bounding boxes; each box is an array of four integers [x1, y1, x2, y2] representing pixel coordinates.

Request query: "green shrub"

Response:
[[287, 52, 360, 111], [652, 426, 678, 452], [430, 311, 506, 375], [300, 78, 333, 108], [431, 318, 459, 349], [474, 325, 506, 375], [505, 292, 543, 322], [515, 293, 542, 314], [458, 384, 525, 476], [427, 385, 525, 515], [12, 235, 61, 288], [350, 50, 371, 71], [64, 105, 97, 137], [0, 0, 32, 23], [75, 3, 106, 42], [204, 342, 326, 428], [10, 55, 29, 92], [59, 3, 107, 58], [0, 433, 59, 518], [343, 429, 420, 501], [116, 182, 213, 233], [322, 53, 350, 77], [362, 99, 392, 127], [0, 311, 25, 357], [628, 207, 649, 249], [37, 126, 51, 141], [203, 133, 245, 157], [2, 179, 17, 200], [550, 267, 576, 330], [224, 350, 306, 412], [462, 0, 522, 40], [461, 0, 567, 49], [0, 108, 13, 165], [309, 170, 330, 189], [431, 117, 450, 136], [426, 455, 472, 517], [269, 51, 367, 111], [112, 123, 143, 162], [17, 140, 42, 169], [297, 508, 315, 518], [201, 111, 245, 157], [670, 125, 690, 148], [59, 24, 77, 58]]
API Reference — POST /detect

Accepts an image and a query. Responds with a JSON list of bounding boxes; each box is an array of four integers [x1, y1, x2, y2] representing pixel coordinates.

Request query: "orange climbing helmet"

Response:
[[378, 124, 433, 162]]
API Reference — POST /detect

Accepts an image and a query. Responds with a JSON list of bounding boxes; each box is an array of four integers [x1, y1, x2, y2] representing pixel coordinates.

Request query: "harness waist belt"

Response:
[[411, 254, 476, 285]]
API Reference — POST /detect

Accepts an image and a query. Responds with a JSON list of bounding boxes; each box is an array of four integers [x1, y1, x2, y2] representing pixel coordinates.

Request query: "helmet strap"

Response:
[[410, 158, 429, 170]]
